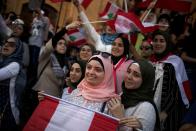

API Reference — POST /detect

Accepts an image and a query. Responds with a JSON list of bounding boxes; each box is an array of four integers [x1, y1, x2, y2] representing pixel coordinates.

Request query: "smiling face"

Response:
[[124, 63, 143, 89], [85, 60, 105, 86], [140, 41, 153, 59], [111, 38, 125, 57], [55, 39, 67, 54], [152, 34, 167, 54], [70, 63, 82, 83], [2, 37, 16, 56], [79, 45, 93, 61]]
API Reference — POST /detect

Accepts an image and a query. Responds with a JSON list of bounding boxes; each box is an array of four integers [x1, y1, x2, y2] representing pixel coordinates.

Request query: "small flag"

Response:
[[49, 0, 71, 3], [110, 12, 158, 34], [137, 0, 191, 12], [99, 2, 122, 20], [78, 0, 93, 9], [23, 96, 119, 131], [65, 29, 87, 46]]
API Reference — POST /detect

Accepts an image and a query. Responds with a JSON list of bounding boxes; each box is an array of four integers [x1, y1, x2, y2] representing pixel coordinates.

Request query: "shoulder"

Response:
[[6, 62, 20, 70]]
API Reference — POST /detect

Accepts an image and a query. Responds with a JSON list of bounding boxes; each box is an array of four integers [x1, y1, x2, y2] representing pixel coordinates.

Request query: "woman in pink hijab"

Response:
[[63, 54, 118, 112]]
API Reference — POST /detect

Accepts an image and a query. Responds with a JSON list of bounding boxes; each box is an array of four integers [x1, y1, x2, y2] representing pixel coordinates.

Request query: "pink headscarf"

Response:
[[77, 54, 118, 102]]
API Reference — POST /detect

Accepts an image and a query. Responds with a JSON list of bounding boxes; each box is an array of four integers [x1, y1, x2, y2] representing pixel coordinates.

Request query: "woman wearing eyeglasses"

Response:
[[140, 38, 153, 60], [0, 36, 23, 130]]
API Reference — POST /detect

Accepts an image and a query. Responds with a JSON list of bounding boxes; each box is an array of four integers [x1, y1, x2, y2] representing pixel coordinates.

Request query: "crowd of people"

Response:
[[0, 0, 196, 131]]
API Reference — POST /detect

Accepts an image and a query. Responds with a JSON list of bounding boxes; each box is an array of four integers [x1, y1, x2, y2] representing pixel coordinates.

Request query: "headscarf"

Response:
[[77, 54, 117, 102], [150, 30, 173, 62], [121, 59, 155, 108], [111, 34, 130, 65], [0, 37, 23, 68], [121, 59, 160, 130], [67, 60, 86, 90]]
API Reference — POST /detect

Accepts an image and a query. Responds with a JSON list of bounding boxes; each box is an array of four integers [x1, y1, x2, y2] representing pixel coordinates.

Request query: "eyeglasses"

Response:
[[140, 46, 152, 50], [94, 51, 111, 58]]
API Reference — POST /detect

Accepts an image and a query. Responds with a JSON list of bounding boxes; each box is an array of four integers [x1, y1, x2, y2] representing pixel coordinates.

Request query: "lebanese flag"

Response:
[[49, 0, 92, 9], [65, 29, 87, 46], [99, 1, 122, 20], [162, 55, 192, 107], [49, 0, 71, 3], [137, 0, 191, 12], [111, 12, 158, 34], [78, 0, 93, 9], [23, 96, 119, 131]]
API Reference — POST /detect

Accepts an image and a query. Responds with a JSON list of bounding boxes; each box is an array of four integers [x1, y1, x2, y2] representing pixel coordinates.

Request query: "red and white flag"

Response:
[[49, 0, 92, 9], [65, 29, 87, 46], [23, 96, 119, 131], [111, 12, 158, 34], [137, 0, 191, 12], [162, 55, 192, 107], [99, 1, 122, 20], [78, 0, 93, 9], [49, 0, 71, 3]]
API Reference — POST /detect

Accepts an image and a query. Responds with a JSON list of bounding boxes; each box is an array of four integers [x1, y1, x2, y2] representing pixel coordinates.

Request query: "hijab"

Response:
[[77, 54, 118, 102], [121, 59, 160, 130], [67, 60, 86, 90], [111, 34, 130, 65], [121, 59, 155, 108], [0, 37, 23, 68]]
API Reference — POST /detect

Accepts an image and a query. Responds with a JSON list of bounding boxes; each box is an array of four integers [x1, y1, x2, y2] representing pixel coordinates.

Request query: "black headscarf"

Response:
[[111, 34, 130, 65], [67, 60, 86, 90], [0, 37, 23, 68], [52, 27, 67, 68], [121, 59, 160, 130]]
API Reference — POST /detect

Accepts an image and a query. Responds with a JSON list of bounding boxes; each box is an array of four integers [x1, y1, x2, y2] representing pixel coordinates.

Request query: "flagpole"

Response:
[[55, 0, 64, 33], [123, 0, 128, 12], [82, 20, 107, 25], [141, 0, 158, 22]]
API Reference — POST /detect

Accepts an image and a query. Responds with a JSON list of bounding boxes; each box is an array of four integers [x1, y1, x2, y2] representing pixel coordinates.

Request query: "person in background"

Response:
[[140, 37, 153, 60], [108, 59, 160, 131], [33, 22, 80, 98], [0, 36, 23, 131], [28, 9, 49, 84], [62, 60, 85, 97], [11, 18, 30, 74], [73, 0, 119, 54], [181, 20, 196, 100], [78, 44, 95, 63], [150, 30, 192, 131], [111, 34, 133, 94]]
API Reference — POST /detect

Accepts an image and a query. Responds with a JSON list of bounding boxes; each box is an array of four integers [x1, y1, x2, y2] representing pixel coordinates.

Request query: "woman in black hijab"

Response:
[[108, 59, 160, 131]]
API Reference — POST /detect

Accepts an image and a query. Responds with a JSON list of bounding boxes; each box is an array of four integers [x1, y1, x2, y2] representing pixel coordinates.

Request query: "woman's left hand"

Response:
[[120, 116, 142, 129], [107, 98, 124, 118]]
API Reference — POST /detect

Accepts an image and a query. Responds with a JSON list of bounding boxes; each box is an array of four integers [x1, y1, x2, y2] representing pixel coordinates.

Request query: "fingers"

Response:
[[66, 21, 82, 30], [38, 91, 45, 101], [107, 98, 119, 108], [120, 117, 142, 129]]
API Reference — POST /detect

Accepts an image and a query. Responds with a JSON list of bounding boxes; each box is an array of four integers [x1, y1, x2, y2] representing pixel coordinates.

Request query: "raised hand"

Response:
[[66, 21, 82, 30]]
